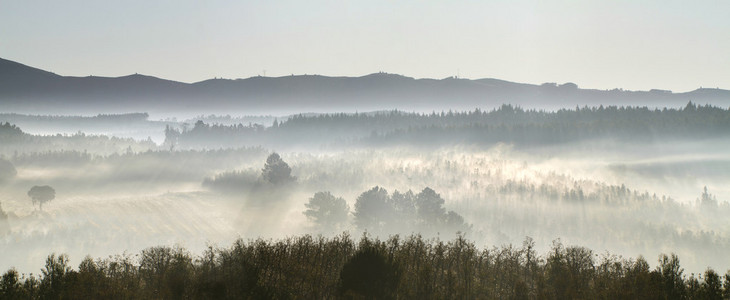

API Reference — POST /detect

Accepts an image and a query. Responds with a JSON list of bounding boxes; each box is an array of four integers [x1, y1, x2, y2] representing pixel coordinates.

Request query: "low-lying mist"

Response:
[[2, 137, 729, 275]]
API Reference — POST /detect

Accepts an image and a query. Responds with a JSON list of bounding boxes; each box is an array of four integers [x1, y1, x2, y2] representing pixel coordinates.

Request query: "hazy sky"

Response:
[[1, 1, 728, 92]]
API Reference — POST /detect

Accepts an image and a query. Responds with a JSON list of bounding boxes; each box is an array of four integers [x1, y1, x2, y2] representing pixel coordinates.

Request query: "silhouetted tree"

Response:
[[261, 152, 294, 185], [339, 247, 400, 299], [353, 186, 390, 233], [0, 122, 24, 140], [40, 254, 71, 299], [657, 253, 686, 299], [414, 188, 470, 235], [0, 268, 22, 299], [139, 246, 192, 299], [304, 191, 349, 232], [416, 187, 446, 222], [564, 246, 594, 298], [723, 271, 730, 299], [623, 256, 662, 299], [74, 256, 107, 299], [688, 274, 702, 299], [28, 185, 55, 210], [701, 268, 723, 300], [388, 190, 416, 229], [545, 241, 571, 299], [444, 210, 468, 233]]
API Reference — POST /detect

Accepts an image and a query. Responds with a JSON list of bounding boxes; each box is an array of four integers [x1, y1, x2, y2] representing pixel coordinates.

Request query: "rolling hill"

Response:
[[1, 57, 728, 116]]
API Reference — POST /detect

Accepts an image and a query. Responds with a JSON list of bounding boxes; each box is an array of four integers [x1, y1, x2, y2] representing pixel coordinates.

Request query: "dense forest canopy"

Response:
[[3, 103, 728, 152], [165, 103, 730, 149]]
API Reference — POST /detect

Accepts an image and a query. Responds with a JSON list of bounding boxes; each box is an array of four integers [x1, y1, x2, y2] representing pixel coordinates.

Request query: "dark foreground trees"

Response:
[[2, 234, 730, 299], [339, 246, 400, 299]]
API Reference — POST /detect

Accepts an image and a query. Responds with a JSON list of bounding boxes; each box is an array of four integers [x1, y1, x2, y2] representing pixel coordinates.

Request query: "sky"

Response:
[[1, 0, 728, 92]]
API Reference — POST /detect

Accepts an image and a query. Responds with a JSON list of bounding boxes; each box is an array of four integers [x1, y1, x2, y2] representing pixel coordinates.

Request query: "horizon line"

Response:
[[2, 56, 727, 94]]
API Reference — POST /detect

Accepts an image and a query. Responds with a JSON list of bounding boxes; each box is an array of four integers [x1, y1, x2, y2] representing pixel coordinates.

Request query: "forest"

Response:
[[167, 103, 730, 150], [1, 104, 729, 299], [1, 234, 729, 299]]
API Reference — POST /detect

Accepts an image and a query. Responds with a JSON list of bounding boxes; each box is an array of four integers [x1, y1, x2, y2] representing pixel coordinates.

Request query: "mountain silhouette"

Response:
[[1, 57, 728, 116]]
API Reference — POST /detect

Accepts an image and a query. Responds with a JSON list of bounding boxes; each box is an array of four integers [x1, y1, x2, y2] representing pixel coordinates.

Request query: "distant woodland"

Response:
[[2, 103, 728, 153], [167, 103, 730, 149]]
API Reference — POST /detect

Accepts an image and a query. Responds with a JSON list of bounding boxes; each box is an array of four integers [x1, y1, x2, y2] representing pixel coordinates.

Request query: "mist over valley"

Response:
[[1, 54, 729, 298]]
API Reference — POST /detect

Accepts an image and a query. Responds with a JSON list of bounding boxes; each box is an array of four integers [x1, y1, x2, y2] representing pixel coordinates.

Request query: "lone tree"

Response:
[[261, 153, 294, 185], [304, 191, 349, 232], [28, 185, 55, 210]]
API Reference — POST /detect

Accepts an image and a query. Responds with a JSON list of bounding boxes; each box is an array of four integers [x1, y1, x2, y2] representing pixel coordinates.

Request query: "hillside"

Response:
[[1, 57, 729, 116]]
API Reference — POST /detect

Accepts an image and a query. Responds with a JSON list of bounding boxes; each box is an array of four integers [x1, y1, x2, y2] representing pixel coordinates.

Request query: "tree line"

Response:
[[167, 102, 730, 149], [5, 103, 729, 152], [0, 122, 157, 156], [0, 113, 150, 124], [1, 234, 729, 299]]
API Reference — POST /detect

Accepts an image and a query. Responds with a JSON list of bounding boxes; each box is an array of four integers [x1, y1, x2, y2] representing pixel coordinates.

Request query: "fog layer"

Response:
[[1, 105, 729, 275]]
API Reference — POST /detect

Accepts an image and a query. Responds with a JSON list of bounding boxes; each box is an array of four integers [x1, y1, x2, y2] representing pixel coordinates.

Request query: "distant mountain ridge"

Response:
[[1, 57, 728, 116]]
